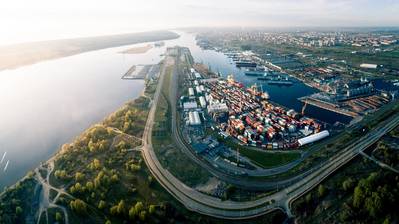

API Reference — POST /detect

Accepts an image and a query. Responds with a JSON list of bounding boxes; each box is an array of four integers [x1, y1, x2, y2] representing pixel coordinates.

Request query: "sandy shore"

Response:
[[120, 44, 153, 54], [0, 31, 178, 72]]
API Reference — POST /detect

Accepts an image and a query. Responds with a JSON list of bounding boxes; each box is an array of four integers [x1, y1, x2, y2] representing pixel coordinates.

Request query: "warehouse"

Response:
[[208, 102, 229, 113], [188, 88, 195, 96], [199, 96, 207, 108], [189, 111, 201, 125], [298, 130, 329, 146], [183, 101, 198, 111]]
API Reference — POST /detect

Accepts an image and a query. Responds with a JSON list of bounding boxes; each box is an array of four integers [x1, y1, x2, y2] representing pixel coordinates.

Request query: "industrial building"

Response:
[[344, 80, 374, 97], [188, 111, 201, 126], [199, 96, 207, 108], [298, 130, 330, 146], [188, 88, 195, 96], [183, 101, 198, 111]]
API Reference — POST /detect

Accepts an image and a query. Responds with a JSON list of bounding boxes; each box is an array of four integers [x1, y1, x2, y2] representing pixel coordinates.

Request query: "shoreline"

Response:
[[0, 30, 179, 72], [0, 80, 148, 193]]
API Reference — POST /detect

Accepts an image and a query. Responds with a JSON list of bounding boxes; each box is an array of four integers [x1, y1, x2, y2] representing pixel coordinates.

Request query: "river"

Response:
[[0, 31, 351, 189]]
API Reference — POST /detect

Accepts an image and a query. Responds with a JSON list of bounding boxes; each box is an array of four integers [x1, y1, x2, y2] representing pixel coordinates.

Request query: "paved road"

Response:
[[140, 47, 399, 219], [360, 151, 399, 174]]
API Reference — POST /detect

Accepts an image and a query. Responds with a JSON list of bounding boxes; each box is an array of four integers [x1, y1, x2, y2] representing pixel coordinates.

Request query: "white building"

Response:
[[199, 96, 207, 108], [360, 63, 378, 69], [188, 88, 195, 96], [183, 101, 198, 111], [196, 86, 202, 94], [298, 130, 329, 146], [189, 111, 201, 125], [208, 102, 229, 113]]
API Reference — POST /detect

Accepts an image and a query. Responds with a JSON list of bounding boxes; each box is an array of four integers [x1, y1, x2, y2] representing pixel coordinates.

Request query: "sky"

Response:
[[0, 0, 398, 45]]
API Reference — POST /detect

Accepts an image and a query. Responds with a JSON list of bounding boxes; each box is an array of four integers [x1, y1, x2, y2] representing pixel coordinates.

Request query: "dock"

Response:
[[122, 64, 152, 80], [299, 96, 359, 118]]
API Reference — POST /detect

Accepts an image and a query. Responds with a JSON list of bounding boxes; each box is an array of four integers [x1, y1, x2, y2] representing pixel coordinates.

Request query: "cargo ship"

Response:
[[236, 61, 257, 68], [258, 74, 293, 85], [244, 67, 267, 76], [247, 83, 270, 99]]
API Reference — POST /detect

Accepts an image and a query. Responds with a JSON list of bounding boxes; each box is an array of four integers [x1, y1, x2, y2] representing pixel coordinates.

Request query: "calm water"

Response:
[[0, 37, 180, 188], [0, 31, 351, 189]]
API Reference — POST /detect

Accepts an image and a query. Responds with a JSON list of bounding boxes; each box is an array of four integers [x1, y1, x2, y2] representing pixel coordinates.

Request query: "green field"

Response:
[[239, 148, 301, 169]]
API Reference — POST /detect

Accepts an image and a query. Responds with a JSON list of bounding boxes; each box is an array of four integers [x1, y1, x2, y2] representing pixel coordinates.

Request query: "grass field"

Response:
[[239, 147, 301, 169], [218, 137, 301, 169]]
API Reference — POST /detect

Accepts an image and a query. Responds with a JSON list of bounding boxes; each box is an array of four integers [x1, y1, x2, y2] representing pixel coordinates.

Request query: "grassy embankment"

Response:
[[152, 61, 212, 187], [218, 137, 301, 169]]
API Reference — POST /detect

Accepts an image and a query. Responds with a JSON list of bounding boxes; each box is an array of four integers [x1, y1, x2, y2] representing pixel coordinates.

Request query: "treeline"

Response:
[[0, 172, 37, 223], [294, 169, 399, 224], [340, 171, 399, 223]]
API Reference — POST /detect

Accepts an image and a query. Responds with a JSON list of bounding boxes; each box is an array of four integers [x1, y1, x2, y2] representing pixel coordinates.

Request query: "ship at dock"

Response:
[[244, 66, 268, 76], [247, 83, 270, 100], [258, 73, 294, 86], [235, 61, 257, 68]]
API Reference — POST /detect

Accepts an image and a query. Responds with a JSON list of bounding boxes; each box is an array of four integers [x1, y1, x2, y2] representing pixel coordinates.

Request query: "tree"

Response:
[[98, 200, 106, 210], [70, 199, 87, 215], [117, 200, 126, 215], [318, 184, 327, 198], [135, 201, 144, 214], [342, 178, 355, 192], [15, 206, 23, 215], [75, 172, 85, 182], [111, 174, 119, 183], [73, 182, 82, 193], [110, 206, 118, 216], [55, 212, 62, 222], [353, 186, 365, 208], [86, 181, 94, 192], [139, 211, 147, 221], [149, 205, 156, 214], [129, 206, 137, 220]]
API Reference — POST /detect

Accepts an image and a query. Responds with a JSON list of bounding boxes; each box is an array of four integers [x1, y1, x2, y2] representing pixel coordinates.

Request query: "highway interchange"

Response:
[[140, 47, 399, 219]]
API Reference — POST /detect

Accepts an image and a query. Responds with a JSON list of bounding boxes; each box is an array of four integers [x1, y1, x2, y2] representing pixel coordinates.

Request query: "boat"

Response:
[[236, 61, 257, 68], [257, 76, 270, 81], [267, 76, 293, 86], [247, 83, 269, 99], [267, 80, 293, 86], [4, 160, 9, 172], [0, 151, 6, 164], [244, 67, 267, 76]]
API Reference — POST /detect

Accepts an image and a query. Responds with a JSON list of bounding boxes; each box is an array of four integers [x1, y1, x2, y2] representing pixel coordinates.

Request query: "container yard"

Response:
[[181, 66, 330, 150]]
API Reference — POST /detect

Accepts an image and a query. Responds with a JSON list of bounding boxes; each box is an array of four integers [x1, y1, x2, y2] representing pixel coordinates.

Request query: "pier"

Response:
[[299, 96, 359, 118], [122, 64, 152, 80]]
